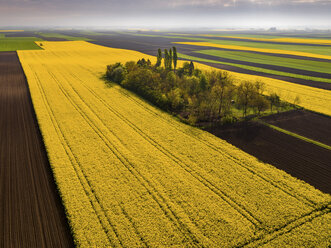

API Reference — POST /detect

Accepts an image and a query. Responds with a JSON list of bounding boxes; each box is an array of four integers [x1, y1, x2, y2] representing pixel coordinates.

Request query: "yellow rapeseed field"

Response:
[[0, 30, 24, 32], [18, 41, 331, 247], [174, 41, 331, 60]]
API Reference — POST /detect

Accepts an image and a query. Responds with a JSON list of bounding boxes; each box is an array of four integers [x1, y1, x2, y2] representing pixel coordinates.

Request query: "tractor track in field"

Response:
[[0, 52, 73, 247]]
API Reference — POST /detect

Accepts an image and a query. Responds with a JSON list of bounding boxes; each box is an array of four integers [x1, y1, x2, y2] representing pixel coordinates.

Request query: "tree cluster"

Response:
[[106, 49, 289, 125]]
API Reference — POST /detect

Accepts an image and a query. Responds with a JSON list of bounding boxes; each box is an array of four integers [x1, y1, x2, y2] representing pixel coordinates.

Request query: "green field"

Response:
[[178, 53, 331, 84], [37, 32, 93, 41], [196, 49, 331, 75], [0, 36, 42, 51]]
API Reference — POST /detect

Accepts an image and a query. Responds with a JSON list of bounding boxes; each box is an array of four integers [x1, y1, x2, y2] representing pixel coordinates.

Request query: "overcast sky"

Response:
[[1, 0, 331, 28]]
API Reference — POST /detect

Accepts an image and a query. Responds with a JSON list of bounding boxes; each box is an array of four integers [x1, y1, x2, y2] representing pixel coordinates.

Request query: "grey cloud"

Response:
[[0, 0, 330, 27]]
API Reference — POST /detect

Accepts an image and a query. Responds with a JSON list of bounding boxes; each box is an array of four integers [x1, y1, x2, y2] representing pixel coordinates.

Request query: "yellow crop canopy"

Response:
[[0, 30, 24, 32]]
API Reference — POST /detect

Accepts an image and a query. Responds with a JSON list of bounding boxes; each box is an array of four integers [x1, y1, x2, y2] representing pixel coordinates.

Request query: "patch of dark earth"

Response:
[[205, 120, 331, 194], [261, 109, 331, 147], [0, 51, 74, 247]]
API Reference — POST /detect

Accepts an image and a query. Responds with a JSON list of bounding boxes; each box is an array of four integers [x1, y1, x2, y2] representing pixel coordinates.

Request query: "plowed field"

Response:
[[0, 52, 73, 247]]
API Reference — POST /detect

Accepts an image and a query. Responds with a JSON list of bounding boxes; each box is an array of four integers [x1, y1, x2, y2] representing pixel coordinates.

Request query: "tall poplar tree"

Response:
[[156, 48, 162, 67], [169, 49, 173, 70], [172, 46, 178, 71], [164, 49, 169, 69]]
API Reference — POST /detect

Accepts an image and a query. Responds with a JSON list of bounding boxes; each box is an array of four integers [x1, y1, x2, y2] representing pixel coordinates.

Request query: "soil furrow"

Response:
[[0, 52, 73, 247]]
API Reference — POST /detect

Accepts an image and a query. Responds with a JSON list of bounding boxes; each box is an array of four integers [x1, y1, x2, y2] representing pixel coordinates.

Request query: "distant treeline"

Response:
[[106, 47, 295, 125]]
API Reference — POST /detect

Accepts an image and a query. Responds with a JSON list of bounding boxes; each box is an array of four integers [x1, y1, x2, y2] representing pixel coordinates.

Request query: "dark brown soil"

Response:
[[262, 109, 331, 146], [0, 52, 73, 247], [205, 120, 331, 194]]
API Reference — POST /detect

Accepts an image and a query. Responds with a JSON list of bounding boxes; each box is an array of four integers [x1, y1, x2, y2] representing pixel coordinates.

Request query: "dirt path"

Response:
[[0, 52, 73, 247]]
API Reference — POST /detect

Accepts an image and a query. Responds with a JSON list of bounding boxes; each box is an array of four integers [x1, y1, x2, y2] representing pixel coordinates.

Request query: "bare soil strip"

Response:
[[205, 121, 331, 194], [262, 109, 331, 147], [0, 52, 73, 247]]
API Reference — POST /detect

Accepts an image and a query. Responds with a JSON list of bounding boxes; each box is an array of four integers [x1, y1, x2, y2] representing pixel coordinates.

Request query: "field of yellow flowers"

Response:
[[18, 41, 330, 247]]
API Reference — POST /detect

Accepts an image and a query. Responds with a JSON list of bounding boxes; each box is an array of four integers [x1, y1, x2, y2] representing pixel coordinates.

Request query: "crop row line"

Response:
[[48, 67, 207, 247], [240, 203, 330, 248]]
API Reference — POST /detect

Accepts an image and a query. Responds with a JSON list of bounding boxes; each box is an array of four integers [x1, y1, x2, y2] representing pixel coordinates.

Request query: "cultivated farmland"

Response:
[[18, 41, 331, 247], [0, 35, 42, 51], [0, 51, 73, 247]]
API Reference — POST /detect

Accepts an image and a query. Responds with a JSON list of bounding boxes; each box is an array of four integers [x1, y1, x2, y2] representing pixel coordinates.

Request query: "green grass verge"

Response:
[[259, 120, 331, 151], [37, 32, 93, 41], [0, 37, 43, 51], [178, 53, 331, 84], [196, 49, 331, 75]]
